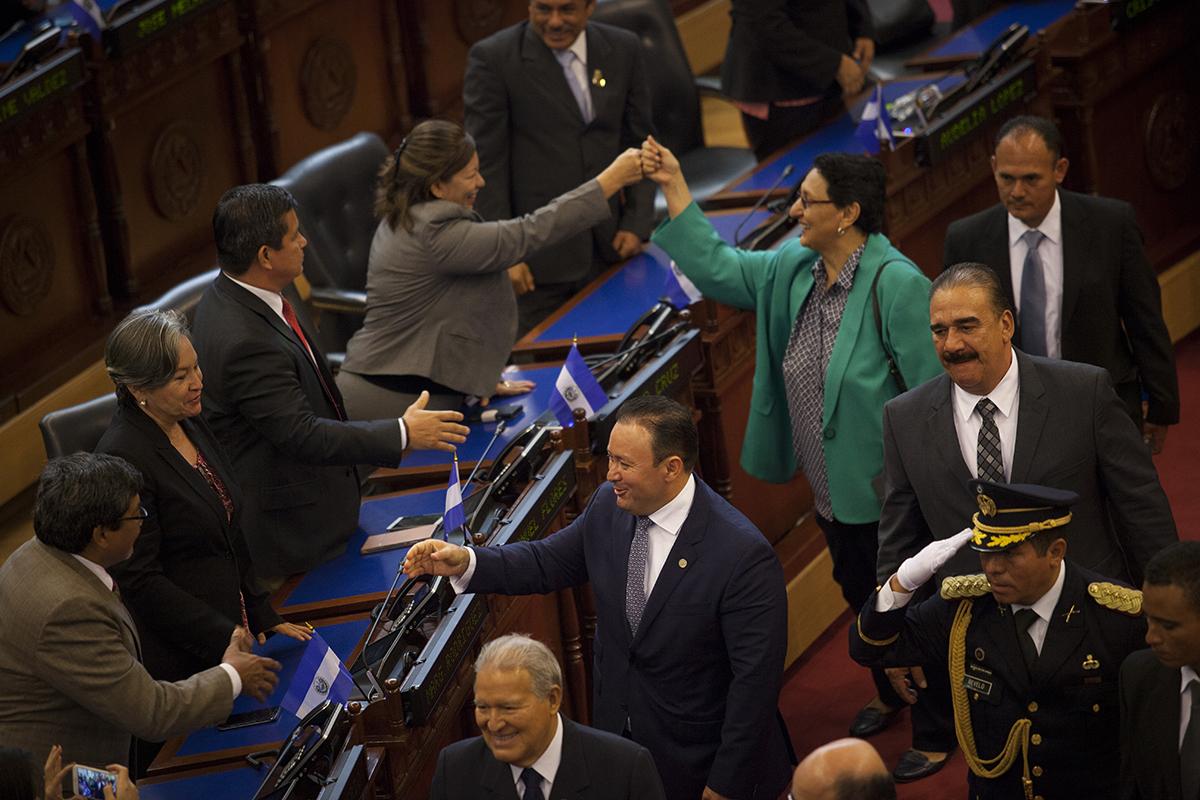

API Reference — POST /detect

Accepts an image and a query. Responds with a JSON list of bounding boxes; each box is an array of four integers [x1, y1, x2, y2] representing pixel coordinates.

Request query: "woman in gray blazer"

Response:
[[336, 120, 646, 418]]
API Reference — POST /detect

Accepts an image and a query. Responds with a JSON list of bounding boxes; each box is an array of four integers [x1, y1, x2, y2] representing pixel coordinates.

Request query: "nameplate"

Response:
[[917, 59, 1036, 165], [106, 0, 223, 55], [0, 50, 84, 131], [498, 452, 577, 547], [399, 592, 488, 726]]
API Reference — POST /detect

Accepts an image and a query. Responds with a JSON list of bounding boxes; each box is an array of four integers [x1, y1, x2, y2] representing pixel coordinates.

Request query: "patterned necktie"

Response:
[[1019, 229, 1048, 356], [1182, 680, 1200, 800], [555, 49, 594, 123], [520, 767, 545, 800], [976, 398, 1005, 483], [1014, 608, 1039, 672], [280, 297, 345, 421], [625, 516, 652, 635]]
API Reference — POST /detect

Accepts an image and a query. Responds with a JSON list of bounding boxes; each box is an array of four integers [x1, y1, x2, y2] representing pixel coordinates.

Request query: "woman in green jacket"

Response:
[[642, 136, 942, 737]]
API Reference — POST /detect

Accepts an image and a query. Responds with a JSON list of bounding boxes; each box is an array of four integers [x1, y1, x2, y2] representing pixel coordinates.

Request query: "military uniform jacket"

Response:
[[850, 562, 1145, 800]]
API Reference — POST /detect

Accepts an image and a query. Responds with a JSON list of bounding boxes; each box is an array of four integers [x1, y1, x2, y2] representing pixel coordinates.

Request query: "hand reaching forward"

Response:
[[403, 391, 470, 453], [402, 539, 471, 580], [222, 627, 282, 702]]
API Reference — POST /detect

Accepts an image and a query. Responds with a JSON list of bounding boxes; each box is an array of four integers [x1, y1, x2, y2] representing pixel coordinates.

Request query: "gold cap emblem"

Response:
[[976, 493, 997, 517]]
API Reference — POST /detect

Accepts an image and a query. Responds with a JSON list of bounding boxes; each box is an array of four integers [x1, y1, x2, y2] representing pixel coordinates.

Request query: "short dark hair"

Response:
[[34, 453, 142, 554], [833, 773, 896, 800], [105, 309, 191, 402], [1028, 531, 1066, 556], [811, 152, 887, 234], [930, 262, 1013, 317], [614, 395, 698, 472], [0, 748, 42, 800], [1145, 542, 1200, 615], [213, 183, 297, 275], [376, 120, 477, 232], [995, 115, 1064, 161]]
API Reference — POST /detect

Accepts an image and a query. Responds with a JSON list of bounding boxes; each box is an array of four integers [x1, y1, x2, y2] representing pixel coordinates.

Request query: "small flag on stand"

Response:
[[855, 83, 896, 154], [549, 343, 608, 427], [443, 453, 465, 540], [281, 632, 354, 718], [663, 260, 703, 309]]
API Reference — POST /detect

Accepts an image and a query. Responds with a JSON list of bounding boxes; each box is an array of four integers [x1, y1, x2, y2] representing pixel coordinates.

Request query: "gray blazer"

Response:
[[340, 180, 610, 397], [876, 350, 1177, 583], [0, 538, 232, 766]]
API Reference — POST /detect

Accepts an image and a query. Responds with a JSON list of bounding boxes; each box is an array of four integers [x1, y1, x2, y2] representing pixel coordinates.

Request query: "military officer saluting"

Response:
[[850, 480, 1146, 799]]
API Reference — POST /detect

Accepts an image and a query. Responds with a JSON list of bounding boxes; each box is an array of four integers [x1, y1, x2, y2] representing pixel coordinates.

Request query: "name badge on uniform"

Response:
[[964, 673, 994, 696]]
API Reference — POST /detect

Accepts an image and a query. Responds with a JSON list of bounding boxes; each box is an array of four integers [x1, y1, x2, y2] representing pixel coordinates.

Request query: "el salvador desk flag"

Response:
[[663, 259, 703, 309], [280, 632, 354, 718], [549, 344, 608, 427], [443, 454, 466, 541], [855, 83, 896, 155]]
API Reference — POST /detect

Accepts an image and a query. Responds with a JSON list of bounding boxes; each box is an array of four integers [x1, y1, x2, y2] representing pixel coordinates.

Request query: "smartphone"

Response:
[[71, 765, 117, 799], [386, 513, 441, 531], [217, 705, 281, 731]]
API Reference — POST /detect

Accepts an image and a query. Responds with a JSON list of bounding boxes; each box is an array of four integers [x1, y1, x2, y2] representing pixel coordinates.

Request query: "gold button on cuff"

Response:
[[1028, 701, 1039, 713], [1031, 733, 1043, 745], [1033, 766, 1044, 777], [1092, 704, 1100, 712]]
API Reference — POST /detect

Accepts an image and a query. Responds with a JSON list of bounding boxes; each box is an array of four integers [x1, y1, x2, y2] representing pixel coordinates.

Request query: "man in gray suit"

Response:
[[873, 262, 1176, 780], [464, 0, 655, 335], [0, 453, 281, 769]]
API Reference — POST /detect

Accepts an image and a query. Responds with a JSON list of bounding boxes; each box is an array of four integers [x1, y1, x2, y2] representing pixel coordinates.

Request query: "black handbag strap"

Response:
[[870, 261, 908, 395]]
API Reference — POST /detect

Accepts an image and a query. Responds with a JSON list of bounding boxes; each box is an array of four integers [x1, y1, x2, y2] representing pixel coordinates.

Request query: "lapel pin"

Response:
[[1082, 654, 1100, 670], [592, 68, 605, 87], [678, 558, 687, 569], [1063, 604, 1079, 623], [974, 647, 985, 661]]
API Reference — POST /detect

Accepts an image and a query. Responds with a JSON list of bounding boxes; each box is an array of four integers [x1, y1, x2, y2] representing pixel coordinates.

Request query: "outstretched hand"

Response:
[[402, 539, 471, 580], [403, 391, 470, 453]]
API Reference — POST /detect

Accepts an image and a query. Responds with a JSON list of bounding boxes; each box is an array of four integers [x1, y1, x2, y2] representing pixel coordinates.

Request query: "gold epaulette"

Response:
[[1088, 582, 1142, 615], [940, 574, 991, 600]]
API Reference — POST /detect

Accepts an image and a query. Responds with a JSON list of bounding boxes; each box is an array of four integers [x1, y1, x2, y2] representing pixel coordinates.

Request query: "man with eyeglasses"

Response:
[[406, 396, 793, 800], [432, 633, 665, 799], [463, 0, 655, 336], [0, 453, 281, 772]]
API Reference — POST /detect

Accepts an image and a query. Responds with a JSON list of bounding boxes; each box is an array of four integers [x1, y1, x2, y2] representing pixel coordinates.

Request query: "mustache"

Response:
[[942, 350, 978, 365]]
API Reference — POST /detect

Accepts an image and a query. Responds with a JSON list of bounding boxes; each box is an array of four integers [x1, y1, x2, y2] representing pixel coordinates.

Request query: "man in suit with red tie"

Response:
[[1121, 541, 1200, 800], [191, 184, 470, 580]]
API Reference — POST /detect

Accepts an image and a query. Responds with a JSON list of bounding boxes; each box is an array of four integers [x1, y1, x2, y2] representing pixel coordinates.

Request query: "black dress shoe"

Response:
[[848, 704, 901, 738], [892, 749, 953, 782]]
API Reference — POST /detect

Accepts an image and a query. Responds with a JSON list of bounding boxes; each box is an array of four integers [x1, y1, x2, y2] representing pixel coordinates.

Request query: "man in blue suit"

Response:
[[405, 396, 793, 800]]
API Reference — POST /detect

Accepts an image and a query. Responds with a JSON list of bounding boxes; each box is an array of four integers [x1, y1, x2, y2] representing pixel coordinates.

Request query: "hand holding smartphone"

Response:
[[71, 764, 117, 798]]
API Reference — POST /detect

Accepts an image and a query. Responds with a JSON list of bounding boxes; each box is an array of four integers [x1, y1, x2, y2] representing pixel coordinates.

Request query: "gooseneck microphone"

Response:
[[733, 164, 794, 248]]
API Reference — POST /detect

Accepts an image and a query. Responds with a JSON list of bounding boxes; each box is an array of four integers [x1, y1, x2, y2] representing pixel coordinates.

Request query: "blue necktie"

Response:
[[1019, 229, 1048, 356], [521, 767, 545, 800], [625, 516, 651, 635], [555, 49, 594, 123]]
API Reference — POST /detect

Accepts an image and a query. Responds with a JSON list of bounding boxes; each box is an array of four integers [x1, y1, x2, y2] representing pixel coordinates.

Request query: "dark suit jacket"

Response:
[[96, 397, 282, 681], [850, 563, 1146, 800], [877, 350, 1177, 583], [943, 189, 1179, 425], [1120, 648, 1184, 800], [721, 0, 873, 103], [430, 717, 665, 800], [191, 273, 405, 577], [464, 21, 654, 285], [467, 479, 792, 800]]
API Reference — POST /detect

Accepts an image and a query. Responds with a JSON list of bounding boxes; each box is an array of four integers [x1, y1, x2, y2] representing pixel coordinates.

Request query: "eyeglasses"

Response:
[[116, 506, 150, 523], [798, 196, 836, 210]]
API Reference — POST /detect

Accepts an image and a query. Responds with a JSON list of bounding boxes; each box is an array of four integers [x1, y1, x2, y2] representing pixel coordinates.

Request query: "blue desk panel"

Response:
[[397, 364, 559, 469], [172, 616, 369, 758], [141, 765, 265, 800], [730, 75, 966, 193], [534, 209, 773, 342], [923, 0, 1076, 60]]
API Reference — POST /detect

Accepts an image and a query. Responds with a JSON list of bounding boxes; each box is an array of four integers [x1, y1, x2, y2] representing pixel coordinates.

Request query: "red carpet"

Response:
[[780, 329, 1200, 796]]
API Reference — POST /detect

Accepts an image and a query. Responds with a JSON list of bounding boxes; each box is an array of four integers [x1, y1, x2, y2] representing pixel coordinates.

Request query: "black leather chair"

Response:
[[38, 394, 118, 460], [136, 268, 219, 324], [592, 0, 756, 216], [270, 132, 390, 359]]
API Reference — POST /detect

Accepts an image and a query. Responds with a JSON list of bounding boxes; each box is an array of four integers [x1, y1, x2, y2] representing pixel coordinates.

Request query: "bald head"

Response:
[[791, 739, 894, 800]]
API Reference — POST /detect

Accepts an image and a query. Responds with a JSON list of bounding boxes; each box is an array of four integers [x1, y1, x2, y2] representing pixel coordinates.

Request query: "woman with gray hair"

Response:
[[95, 309, 310, 685]]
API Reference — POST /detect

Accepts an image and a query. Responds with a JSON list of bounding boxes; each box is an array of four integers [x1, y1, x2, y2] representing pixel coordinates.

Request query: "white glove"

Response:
[[895, 528, 975, 592]]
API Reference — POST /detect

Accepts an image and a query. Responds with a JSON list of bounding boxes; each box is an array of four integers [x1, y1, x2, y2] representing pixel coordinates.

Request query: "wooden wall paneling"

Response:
[[89, 1, 255, 302], [239, 0, 413, 178]]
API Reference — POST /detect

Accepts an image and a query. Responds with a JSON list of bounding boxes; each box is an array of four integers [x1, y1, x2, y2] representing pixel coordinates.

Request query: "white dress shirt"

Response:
[[1007, 190, 1064, 358], [1180, 665, 1199, 750], [223, 273, 406, 450], [509, 712, 564, 798], [951, 349, 1020, 482], [73, 554, 241, 698], [453, 475, 697, 596]]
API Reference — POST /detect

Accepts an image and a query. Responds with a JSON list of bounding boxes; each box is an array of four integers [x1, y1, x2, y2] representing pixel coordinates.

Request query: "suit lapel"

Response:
[[823, 236, 885, 426], [50, 543, 143, 659], [979, 207, 1017, 348], [1031, 566, 1087, 686], [1150, 661, 1184, 800], [582, 26, 609, 128], [1057, 191, 1086, 335], [521, 24, 587, 126], [632, 483, 707, 643], [1009, 351, 1047, 484], [481, 747, 521, 799], [550, 719, 589, 799], [928, 377, 974, 486]]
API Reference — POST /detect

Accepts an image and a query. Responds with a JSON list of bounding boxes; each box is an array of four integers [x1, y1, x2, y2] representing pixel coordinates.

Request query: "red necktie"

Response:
[[280, 298, 345, 420]]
